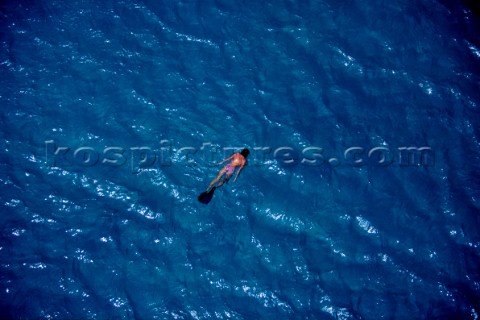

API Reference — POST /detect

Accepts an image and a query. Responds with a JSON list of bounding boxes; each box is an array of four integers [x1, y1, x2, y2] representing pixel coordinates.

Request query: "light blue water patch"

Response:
[[1, 0, 479, 318]]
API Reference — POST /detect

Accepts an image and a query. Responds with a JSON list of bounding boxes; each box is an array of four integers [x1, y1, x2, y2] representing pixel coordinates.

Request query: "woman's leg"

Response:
[[207, 167, 226, 191], [217, 172, 233, 187]]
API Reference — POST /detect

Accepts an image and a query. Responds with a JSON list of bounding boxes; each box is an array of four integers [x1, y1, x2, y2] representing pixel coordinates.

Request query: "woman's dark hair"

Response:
[[240, 148, 250, 158]]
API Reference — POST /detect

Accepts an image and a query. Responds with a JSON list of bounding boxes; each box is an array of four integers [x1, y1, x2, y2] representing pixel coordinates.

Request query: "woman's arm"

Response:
[[217, 154, 234, 165], [233, 164, 244, 183]]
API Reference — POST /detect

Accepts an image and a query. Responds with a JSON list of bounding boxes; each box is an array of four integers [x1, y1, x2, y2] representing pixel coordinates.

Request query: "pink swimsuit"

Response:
[[225, 164, 235, 176]]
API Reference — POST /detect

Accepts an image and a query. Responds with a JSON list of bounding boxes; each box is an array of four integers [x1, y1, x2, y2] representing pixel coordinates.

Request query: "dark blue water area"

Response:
[[1, 0, 480, 318]]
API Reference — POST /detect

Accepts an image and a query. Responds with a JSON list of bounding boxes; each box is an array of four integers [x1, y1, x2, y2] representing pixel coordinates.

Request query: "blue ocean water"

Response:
[[1, 0, 479, 318]]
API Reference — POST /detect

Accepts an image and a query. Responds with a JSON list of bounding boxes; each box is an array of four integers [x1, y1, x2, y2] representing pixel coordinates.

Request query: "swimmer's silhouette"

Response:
[[198, 148, 249, 204]]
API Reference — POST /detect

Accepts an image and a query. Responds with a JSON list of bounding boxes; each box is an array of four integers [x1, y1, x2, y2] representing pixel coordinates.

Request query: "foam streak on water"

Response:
[[1, 0, 479, 319]]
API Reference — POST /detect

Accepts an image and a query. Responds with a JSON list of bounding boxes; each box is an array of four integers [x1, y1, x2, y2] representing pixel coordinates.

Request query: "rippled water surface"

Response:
[[1, 0, 479, 319]]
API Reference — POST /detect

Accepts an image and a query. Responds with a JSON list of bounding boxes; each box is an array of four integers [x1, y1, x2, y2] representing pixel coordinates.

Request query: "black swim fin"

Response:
[[198, 187, 216, 204]]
